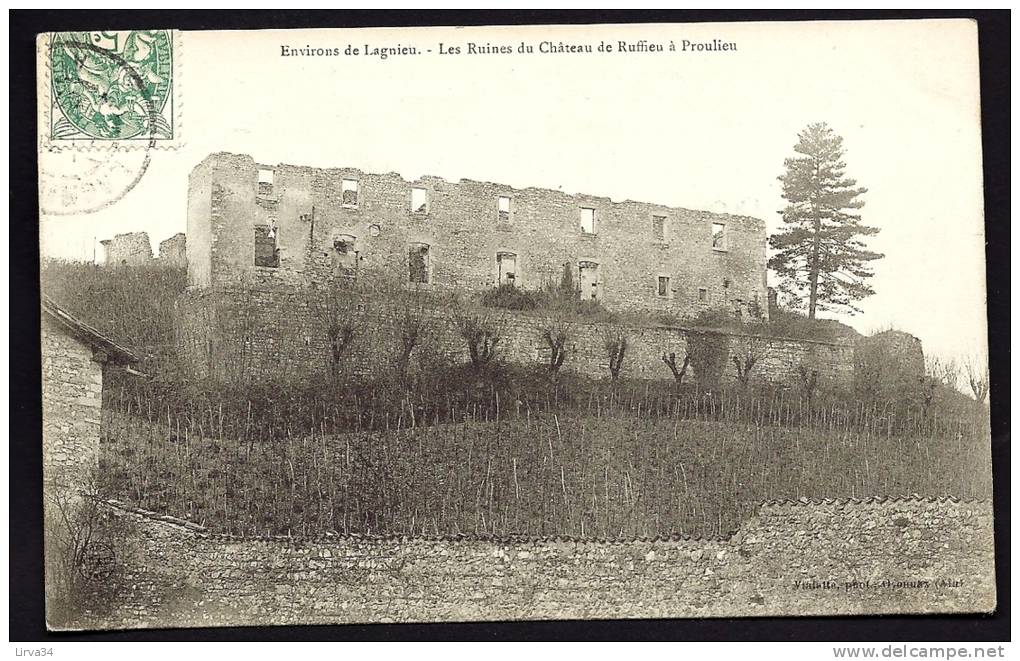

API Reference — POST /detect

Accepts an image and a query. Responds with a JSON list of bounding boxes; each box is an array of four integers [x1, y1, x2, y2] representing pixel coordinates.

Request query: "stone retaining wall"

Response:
[[74, 496, 994, 629], [174, 285, 853, 387]]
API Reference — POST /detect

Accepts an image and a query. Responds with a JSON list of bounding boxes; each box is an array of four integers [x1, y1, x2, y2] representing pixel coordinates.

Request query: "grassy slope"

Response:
[[41, 259, 187, 354], [101, 407, 991, 539], [47, 259, 988, 538]]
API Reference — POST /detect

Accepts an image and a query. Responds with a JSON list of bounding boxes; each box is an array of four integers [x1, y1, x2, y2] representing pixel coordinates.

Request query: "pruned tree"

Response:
[[394, 292, 429, 387], [963, 355, 989, 403], [662, 350, 691, 386], [314, 277, 364, 383], [328, 322, 355, 378], [797, 364, 820, 403], [732, 336, 770, 388], [769, 123, 883, 318], [541, 322, 569, 373], [456, 312, 502, 369], [222, 282, 259, 384], [603, 331, 627, 382]]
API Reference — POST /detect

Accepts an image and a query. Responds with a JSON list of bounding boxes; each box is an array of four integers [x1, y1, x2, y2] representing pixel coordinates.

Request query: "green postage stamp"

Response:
[[39, 30, 180, 147]]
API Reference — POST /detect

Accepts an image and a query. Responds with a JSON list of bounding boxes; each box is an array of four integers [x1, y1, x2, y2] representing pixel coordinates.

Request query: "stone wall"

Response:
[[79, 496, 994, 629], [100, 232, 153, 267], [42, 318, 107, 629], [853, 329, 927, 401], [41, 318, 103, 490], [187, 152, 768, 319], [173, 285, 853, 387], [158, 233, 187, 268]]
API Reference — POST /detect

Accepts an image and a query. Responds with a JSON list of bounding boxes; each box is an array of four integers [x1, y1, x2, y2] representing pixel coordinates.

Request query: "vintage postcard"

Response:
[[38, 20, 994, 630]]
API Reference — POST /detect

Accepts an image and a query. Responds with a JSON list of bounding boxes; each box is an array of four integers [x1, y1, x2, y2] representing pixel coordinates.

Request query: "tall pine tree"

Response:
[[769, 123, 882, 318]]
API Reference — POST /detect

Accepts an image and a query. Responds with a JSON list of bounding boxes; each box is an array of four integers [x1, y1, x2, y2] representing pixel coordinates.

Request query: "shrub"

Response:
[[480, 284, 539, 311], [479, 282, 616, 323], [44, 471, 117, 627], [558, 261, 575, 295], [568, 297, 614, 321], [853, 330, 926, 407], [686, 330, 729, 389], [765, 307, 849, 342], [688, 307, 744, 331], [310, 278, 365, 382], [687, 305, 848, 344], [963, 356, 989, 403]]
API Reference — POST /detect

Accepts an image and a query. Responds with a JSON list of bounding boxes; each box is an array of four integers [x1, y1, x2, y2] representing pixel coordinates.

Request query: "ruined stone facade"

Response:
[[100, 232, 153, 267], [174, 153, 865, 386], [854, 329, 926, 398], [98, 231, 187, 269], [187, 153, 769, 318], [157, 233, 187, 268], [857, 330, 925, 376]]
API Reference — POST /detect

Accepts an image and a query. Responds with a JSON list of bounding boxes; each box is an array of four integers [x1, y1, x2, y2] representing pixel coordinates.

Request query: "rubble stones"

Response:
[[69, 496, 994, 629]]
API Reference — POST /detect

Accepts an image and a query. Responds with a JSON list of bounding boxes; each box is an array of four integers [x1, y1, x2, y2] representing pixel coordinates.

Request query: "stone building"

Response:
[[42, 296, 139, 490], [158, 233, 187, 268], [100, 232, 153, 267], [187, 152, 768, 319], [42, 296, 139, 629]]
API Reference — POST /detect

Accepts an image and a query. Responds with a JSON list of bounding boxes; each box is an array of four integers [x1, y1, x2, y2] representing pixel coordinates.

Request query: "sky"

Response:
[[39, 20, 987, 364]]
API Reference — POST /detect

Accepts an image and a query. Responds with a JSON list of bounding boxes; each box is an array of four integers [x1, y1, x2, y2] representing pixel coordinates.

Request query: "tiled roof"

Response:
[[42, 295, 140, 365]]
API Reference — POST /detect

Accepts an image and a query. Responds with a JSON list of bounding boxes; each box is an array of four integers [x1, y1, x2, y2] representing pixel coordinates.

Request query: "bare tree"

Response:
[[314, 277, 364, 383], [963, 355, 989, 403], [921, 355, 961, 414], [603, 331, 627, 382], [44, 475, 114, 626], [456, 311, 503, 369], [925, 355, 960, 390], [797, 364, 820, 402], [662, 350, 691, 386], [220, 283, 259, 384], [541, 322, 569, 373], [732, 336, 770, 388], [394, 291, 429, 387]]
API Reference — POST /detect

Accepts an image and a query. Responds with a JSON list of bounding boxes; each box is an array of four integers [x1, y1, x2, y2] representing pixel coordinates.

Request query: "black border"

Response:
[[10, 9, 1010, 642]]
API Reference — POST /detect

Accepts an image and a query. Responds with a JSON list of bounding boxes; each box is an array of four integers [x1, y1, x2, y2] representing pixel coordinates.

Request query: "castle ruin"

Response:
[[187, 153, 768, 319], [176, 152, 859, 385], [100, 232, 153, 267]]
